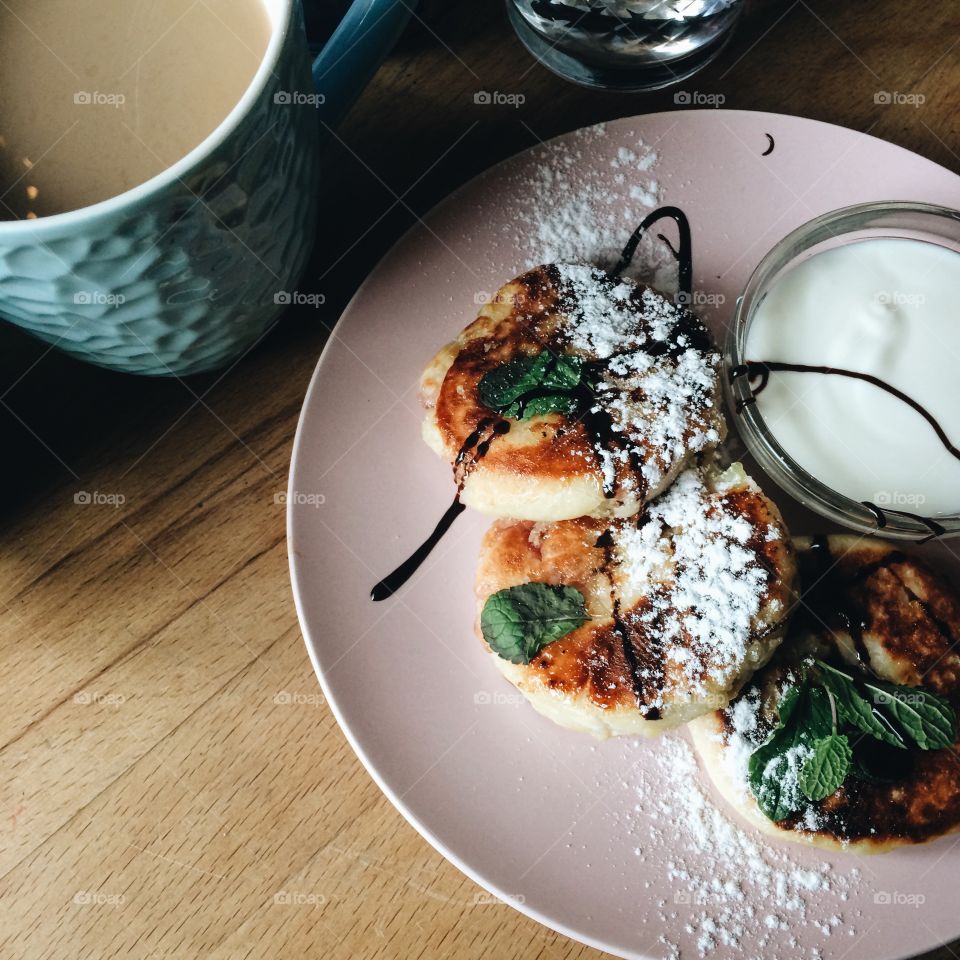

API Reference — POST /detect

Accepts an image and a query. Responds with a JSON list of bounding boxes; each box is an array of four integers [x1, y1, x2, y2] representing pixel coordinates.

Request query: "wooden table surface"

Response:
[[1, 1, 958, 957]]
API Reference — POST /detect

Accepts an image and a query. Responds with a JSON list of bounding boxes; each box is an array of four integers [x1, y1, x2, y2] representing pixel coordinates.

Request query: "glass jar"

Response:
[[727, 201, 960, 541]]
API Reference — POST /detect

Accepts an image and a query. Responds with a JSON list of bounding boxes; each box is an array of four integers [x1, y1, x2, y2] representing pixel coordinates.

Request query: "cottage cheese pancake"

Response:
[[692, 535, 960, 852], [421, 262, 725, 521], [474, 462, 796, 738]]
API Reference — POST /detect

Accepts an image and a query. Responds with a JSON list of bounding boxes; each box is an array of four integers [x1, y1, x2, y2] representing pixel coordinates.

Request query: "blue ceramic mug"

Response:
[[0, 0, 411, 376]]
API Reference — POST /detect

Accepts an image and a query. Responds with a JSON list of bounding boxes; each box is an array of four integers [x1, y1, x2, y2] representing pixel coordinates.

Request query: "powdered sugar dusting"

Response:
[[606, 345, 721, 492], [509, 124, 675, 289], [555, 261, 649, 359], [720, 671, 830, 834], [615, 468, 768, 703], [552, 262, 722, 494], [628, 736, 859, 958]]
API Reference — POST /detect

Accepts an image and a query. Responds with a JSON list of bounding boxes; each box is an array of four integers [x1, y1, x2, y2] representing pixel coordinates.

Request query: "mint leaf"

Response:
[[480, 582, 589, 664], [477, 353, 541, 414], [748, 683, 827, 821], [538, 353, 583, 391], [799, 734, 852, 801], [515, 393, 580, 419], [776, 682, 805, 728], [815, 658, 956, 751], [748, 660, 956, 817], [864, 679, 957, 750], [804, 685, 834, 739], [477, 350, 588, 421], [748, 729, 811, 822], [816, 661, 906, 749]]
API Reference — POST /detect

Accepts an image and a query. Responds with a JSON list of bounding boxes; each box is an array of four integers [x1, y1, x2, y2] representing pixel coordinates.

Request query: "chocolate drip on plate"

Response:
[[371, 417, 509, 601], [609, 205, 693, 300], [370, 498, 466, 601]]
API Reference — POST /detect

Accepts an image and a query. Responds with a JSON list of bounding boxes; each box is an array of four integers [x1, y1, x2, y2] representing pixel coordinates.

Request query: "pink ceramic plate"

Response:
[[288, 111, 960, 960]]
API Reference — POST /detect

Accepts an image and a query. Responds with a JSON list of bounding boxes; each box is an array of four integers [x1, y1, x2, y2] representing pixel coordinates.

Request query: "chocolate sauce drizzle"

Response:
[[580, 308, 711, 376], [609, 205, 693, 300], [731, 361, 960, 463], [575, 383, 643, 500], [454, 417, 510, 484], [371, 206, 695, 601], [595, 527, 659, 716], [860, 501, 945, 543], [369, 499, 466, 601], [578, 206, 696, 498], [801, 536, 872, 666], [536, 298, 707, 501], [370, 418, 509, 601], [732, 360, 957, 538]]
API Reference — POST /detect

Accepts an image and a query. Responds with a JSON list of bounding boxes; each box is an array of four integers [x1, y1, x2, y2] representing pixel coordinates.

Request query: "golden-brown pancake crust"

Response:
[[422, 263, 725, 520]]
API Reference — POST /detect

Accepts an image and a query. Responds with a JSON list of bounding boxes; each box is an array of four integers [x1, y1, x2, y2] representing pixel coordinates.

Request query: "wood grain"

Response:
[[0, 0, 958, 956]]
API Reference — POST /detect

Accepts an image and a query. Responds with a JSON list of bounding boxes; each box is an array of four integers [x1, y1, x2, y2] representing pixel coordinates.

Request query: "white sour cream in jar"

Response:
[[745, 237, 960, 517]]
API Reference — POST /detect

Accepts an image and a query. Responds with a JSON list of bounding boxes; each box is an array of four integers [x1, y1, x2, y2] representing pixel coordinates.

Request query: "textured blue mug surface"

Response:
[[0, 0, 411, 376]]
